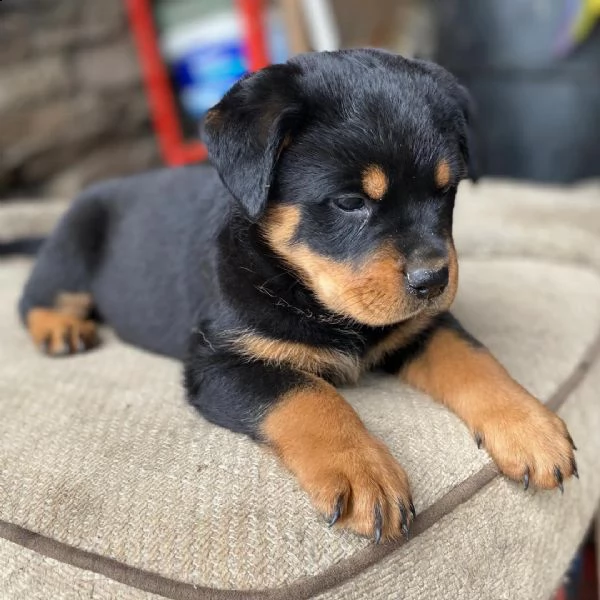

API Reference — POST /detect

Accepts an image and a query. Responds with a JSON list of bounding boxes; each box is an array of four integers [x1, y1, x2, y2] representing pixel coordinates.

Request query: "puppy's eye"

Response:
[[333, 196, 366, 212]]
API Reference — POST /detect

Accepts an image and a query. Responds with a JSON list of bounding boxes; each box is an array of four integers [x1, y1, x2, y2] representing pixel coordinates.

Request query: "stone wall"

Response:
[[0, 0, 161, 199]]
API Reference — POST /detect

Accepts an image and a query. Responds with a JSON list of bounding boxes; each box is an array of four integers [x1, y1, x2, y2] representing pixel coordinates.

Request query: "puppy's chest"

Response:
[[232, 317, 430, 385]]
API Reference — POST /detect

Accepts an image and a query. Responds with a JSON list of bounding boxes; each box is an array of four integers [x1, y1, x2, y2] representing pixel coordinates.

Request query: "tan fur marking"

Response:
[[27, 309, 97, 356], [435, 159, 451, 189], [361, 165, 388, 200], [401, 329, 576, 490], [233, 332, 361, 384], [262, 204, 302, 250], [289, 242, 406, 326], [444, 239, 459, 307], [262, 378, 413, 540]]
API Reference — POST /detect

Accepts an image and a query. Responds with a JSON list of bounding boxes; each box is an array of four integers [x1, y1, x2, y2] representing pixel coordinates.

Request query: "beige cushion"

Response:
[[1, 180, 600, 600]]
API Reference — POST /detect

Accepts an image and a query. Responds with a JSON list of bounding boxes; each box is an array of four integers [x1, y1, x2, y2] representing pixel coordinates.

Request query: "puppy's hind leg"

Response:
[[19, 187, 108, 356]]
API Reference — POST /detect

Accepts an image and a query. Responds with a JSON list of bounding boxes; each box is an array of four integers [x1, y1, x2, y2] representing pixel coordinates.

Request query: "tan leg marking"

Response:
[[262, 378, 414, 540], [401, 328, 576, 490]]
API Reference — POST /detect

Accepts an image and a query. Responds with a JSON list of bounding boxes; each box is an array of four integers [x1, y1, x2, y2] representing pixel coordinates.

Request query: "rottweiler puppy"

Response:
[[19, 49, 577, 542]]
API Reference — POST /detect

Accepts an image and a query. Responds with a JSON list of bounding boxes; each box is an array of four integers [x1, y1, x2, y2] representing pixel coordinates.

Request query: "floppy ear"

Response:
[[201, 63, 304, 219], [453, 84, 480, 182]]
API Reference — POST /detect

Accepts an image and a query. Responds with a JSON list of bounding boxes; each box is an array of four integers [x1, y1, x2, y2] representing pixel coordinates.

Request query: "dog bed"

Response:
[[1, 180, 600, 599]]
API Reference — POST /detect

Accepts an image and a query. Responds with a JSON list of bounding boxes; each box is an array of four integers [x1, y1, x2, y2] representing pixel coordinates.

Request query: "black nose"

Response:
[[406, 266, 449, 300]]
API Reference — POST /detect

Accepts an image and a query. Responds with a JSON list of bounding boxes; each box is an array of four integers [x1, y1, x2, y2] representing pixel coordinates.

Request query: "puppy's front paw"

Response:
[[300, 437, 414, 542], [475, 391, 577, 491], [263, 383, 414, 542]]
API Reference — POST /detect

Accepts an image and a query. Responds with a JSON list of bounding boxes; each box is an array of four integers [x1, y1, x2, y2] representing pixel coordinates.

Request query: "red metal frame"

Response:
[[125, 0, 269, 166]]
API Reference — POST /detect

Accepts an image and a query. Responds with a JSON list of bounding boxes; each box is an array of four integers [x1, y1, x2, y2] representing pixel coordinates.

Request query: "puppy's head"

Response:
[[203, 49, 478, 326]]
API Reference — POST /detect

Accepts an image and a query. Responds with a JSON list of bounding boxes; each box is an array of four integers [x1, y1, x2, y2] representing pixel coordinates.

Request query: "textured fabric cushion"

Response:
[[1, 181, 600, 600]]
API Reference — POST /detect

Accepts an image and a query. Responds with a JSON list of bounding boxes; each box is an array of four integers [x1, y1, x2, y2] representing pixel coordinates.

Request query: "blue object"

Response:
[[171, 41, 248, 120]]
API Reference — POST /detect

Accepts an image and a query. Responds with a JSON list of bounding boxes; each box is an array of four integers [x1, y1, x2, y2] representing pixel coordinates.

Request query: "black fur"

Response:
[[19, 49, 479, 438]]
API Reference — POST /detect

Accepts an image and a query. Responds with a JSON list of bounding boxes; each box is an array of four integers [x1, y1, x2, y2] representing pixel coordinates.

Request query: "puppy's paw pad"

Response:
[[28, 308, 98, 357]]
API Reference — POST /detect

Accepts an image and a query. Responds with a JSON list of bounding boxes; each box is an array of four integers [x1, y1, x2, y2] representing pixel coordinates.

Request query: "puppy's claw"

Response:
[[373, 504, 382, 544], [554, 466, 564, 493], [327, 496, 343, 527], [474, 433, 483, 449], [401, 524, 410, 541], [39, 334, 51, 355], [399, 504, 408, 528], [571, 458, 579, 479], [567, 433, 577, 451], [523, 467, 530, 491], [409, 500, 416, 519], [55, 333, 70, 356], [398, 503, 411, 540]]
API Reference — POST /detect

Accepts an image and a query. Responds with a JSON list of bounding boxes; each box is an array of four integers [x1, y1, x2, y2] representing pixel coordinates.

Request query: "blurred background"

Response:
[[1, 0, 600, 201]]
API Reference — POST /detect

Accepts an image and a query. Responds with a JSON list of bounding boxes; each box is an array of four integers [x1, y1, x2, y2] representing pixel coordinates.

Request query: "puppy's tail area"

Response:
[[0, 236, 46, 257]]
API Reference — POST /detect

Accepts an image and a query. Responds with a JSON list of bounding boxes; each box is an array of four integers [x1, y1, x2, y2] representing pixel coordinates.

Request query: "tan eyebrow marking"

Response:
[[361, 165, 388, 201], [435, 159, 452, 189]]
